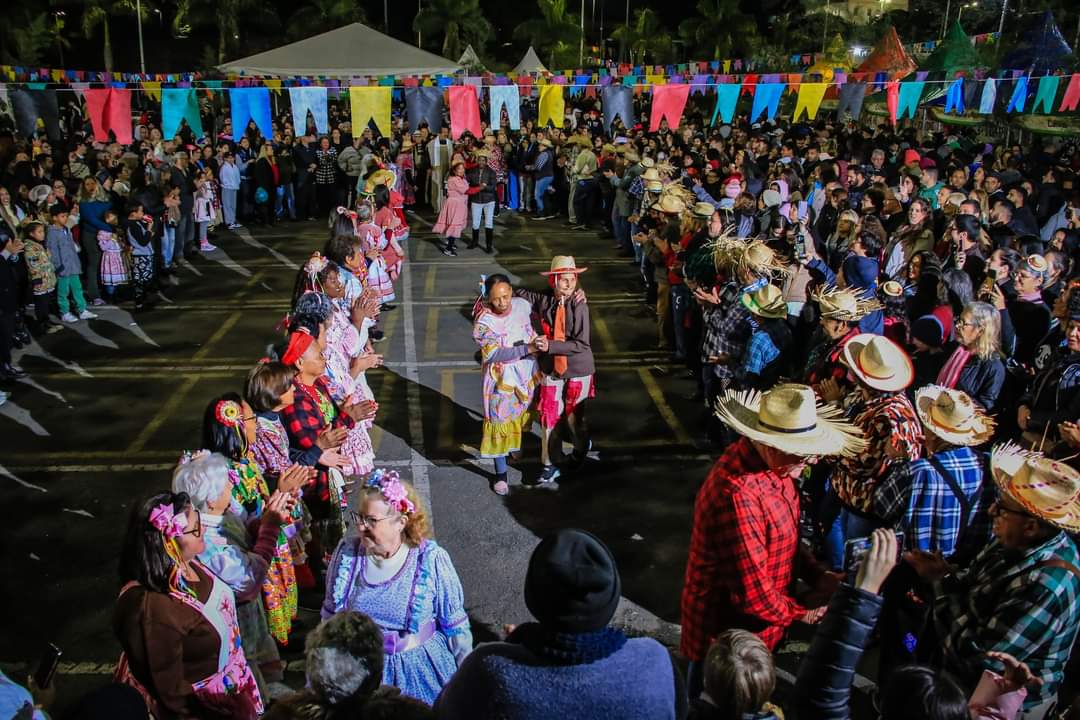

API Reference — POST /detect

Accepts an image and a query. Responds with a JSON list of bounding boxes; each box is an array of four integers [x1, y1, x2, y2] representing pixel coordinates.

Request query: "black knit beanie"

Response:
[[524, 529, 621, 633]]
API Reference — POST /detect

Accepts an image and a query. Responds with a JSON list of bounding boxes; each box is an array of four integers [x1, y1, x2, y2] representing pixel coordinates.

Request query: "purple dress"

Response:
[[321, 538, 471, 704]]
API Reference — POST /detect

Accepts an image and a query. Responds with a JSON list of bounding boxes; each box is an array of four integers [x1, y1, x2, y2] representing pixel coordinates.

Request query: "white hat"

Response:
[[991, 442, 1080, 532], [916, 385, 995, 447], [841, 333, 914, 393]]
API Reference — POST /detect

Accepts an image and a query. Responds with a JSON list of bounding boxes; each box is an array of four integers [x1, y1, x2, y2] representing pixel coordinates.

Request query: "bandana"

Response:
[[282, 328, 315, 365]]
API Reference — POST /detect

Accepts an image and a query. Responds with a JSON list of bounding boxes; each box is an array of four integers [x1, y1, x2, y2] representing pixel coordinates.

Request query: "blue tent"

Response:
[[1002, 10, 1073, 74]]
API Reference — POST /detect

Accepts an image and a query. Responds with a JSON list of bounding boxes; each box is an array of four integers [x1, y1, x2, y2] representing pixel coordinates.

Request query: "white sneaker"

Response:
[[200, 242, 218, 252], [0, 390, 8, 407], [78, 310, 98, 320], [61, 312, 78, 323]]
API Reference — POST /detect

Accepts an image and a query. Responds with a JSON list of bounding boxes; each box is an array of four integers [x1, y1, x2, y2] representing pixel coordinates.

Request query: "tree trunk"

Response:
[[219, 25, 227, 64], [103, 19, 113, 74]]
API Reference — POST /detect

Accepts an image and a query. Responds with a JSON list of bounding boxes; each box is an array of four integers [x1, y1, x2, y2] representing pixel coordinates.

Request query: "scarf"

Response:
[[511, 622, 628, 666], [937, 345, 972, 389]]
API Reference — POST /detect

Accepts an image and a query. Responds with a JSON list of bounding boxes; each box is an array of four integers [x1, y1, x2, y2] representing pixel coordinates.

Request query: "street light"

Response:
[[53, 11, 66, 66], [136, 0, 146, 74], [957, 1, 977, 23]]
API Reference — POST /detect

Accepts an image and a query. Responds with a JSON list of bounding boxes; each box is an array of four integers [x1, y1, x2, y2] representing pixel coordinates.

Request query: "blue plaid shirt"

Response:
[[742, 319, 780, 376], [873, 445, 988, 557]]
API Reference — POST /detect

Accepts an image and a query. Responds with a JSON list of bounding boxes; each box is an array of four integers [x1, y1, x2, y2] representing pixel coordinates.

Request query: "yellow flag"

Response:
[[51, 69, 64, 82], [793, 82, 829, 121], [722, 60, 731, 74], [264, 78, 282, 94], [646, 74, 666, 86], [143, 81, 162, 101], [538, 85, 564, 128], [349, 86, 392, 137]]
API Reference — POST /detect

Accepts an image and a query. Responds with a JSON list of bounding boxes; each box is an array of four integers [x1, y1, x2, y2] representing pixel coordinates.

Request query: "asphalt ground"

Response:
[[0, 210, 877, 715]]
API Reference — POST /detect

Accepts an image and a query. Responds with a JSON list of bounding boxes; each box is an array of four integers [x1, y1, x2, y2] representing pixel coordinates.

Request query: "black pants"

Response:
[[295, 179, 315, 219], [0, 311, 14, 365], [32, 293, 51, 329], [573, 179, 598, 226], [316, 184, 337, 219]]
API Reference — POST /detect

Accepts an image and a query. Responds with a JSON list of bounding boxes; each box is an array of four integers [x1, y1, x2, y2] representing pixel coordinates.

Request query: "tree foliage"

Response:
[[173, 0, 280, 64], [413, 0, 492, 61], [611, 8, 672, 65], [285, 0, 366, 42], [513, 0, 581, 69], [82, 0, 154, 73], [677, 0, 759, 60]]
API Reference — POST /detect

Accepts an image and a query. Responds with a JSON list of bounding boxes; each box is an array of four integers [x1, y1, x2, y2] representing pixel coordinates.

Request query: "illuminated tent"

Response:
[[921, 21, 983, 75], [1002, 10, 1073, 73], [512, 47, 549, 75], [857, 26, 918, 76]]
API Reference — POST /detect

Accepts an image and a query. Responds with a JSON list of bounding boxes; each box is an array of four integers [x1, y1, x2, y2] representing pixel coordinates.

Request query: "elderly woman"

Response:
[[322, 470, 471, 704], [473, 274, 547, 495], [114, 492, 263, 718], [172, 452, 296, 688], [937, 301, 1006, 411]]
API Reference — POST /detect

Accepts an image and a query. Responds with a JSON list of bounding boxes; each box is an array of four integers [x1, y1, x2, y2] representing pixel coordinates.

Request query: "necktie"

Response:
[[553, 298, 568, 376]]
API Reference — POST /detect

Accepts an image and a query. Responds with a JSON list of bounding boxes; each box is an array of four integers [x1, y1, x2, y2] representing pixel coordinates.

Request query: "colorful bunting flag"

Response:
[[349, 86, 392, 136], [649, 84, 689, 132], [448, 85, 481, 140]]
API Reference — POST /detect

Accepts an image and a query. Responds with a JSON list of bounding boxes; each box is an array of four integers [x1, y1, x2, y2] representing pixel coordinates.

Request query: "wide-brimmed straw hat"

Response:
[[538, 138, 553, 148], [645, 180, 664, 193], [641, 157, 656, 169], [841, 333, 914, 393], [692, 201, 717, 218], [915, 385, 995, 447], [991, 442, 1080, 532], [641, 167, 661, 182], [741, 284, 788, 320], [474, 148, 493, 159], [568, 135, 592, 149], [812, 285, 882, 322], [714, 383, 867, 458], [540, 255, 588, 276], [364, 169, 397, 193], [881, 280, 905, 298], [657, 195, 686, 215]]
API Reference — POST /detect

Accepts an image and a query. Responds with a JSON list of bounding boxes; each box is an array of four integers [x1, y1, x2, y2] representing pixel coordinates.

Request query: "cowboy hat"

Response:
[[602, 143, 617, 154], [812, 285, 882, 322], [645, 180, 664, 193], [881, 280, 905, 298], [539, 138, 553, 148], [714, 383, 867, 458], [641, 157, 656, 169], [991, 443, 1080, 532], [641, 167, 661, 182], [692, 201, 717, 218], [399, 138, 414, 151], [540, 256, 589, 276], [657, 195, 686, 215], [568, 135, 593, 149], [916, 385, 995, 447], [741, 284, 788, 320], [841, 333, 914, 393], [365, 169, 397, 191], [474, 148, 493, 159]]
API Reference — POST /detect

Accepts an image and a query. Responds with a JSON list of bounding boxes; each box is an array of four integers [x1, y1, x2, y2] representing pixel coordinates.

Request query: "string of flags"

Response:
[[3, 71, 1077, 145]]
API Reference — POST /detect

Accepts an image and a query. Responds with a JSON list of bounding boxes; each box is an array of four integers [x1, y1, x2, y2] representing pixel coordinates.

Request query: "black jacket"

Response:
[[795, 584, 883, 720], [467, 166, 497, 204]]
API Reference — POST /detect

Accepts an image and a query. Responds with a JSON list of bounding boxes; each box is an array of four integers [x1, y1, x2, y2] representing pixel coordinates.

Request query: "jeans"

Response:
[[493, 455, 508, 474], [471, 201, 495, 229], [613, 212, 631, 253], [534, 176, 553, 215], [56, 274, 86, 315], [521, 173, 535, 211], [221, 188, 238, 225], [176, 211, 194, 258], [197, 221, 208, 243], [573, 178, 598, 226], [825, 502, 881, 572], [277, 183, 295, 219], [671, 284, 691, 359], [162, 225, 176, 266]]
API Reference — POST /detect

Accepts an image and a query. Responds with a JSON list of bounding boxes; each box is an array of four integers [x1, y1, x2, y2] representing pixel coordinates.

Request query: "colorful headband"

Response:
[[336, 206, 357, 220], [282, 327, 314, 365], [366, 469, 415, 515], [149, 502, 188, 539], [178, 448, 210, 465], [215, 400, 243, 428], [305, 252, 329, 278]]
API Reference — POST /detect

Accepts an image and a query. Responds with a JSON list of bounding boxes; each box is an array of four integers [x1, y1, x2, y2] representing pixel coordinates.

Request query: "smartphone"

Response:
[[797, 201, 809, 222], [980, 268, 998, 296], [34, 643, 62, 689], [794, 232, 807, 260], [843, 532, 904, 579]]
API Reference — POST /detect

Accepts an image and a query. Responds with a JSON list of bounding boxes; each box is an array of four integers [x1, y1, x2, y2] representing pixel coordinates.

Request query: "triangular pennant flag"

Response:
[[1032, 74, 1060, 114], [710, 83, 741, 125], [793, 82, 828, 121], [749, 83, 785, 122], [649, 84, 689, 132], [1061, 74, 1080, 113], [538, 85, 564, 128], [897, 81, 925, 120], [349, 86, 392, 136]]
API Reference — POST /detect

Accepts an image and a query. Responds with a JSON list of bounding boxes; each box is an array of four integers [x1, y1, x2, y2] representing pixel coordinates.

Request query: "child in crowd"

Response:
[[97, 208, 128, 301], [21, 222, 60, 335], [125, 201, 155, 311], [194, 171, 217, 253], [46, 204, 96, 323], [162, 185, 181, 272]]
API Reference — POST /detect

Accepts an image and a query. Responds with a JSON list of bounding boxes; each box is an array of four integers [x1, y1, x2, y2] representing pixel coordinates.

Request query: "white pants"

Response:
[[471, 201, 495, 229]]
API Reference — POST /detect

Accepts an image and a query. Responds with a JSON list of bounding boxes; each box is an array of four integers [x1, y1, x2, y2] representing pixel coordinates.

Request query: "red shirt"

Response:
[[680, 438, 805, 659]]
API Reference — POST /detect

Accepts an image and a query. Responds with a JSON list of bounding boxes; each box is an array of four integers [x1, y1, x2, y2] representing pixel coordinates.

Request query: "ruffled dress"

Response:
[[321, 304, 376, 477]]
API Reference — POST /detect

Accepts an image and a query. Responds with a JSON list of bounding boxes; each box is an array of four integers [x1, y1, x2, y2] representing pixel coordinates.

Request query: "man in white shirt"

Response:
[[428, 126, 454, 213], [219, 151, 242, 229]]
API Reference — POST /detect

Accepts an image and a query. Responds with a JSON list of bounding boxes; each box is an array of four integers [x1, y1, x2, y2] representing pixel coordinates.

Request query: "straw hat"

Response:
[[641, 167, 661, 182], [399, 138, 414, 151], [915, 385, 995, 447], [692, 201, 717, 218], [641, 157, 656, 169], [881, 280, 905, 298], [602, 143, 617, 154], [539, 138, 553, 149], [741, 284, 788, 320], [812, 285, 882, 322], [623, 149, 640, 163], [657, 195, 686, 215], [645, 180, 664, 193], [474, 148, 493, 159], [364, 169, 397, 192], [540, 255, 588, 276], [840, 333, 914, 393], [568, 135, 593, 149], [991, 442, 1080, 532], [714, 383, 867, 458]]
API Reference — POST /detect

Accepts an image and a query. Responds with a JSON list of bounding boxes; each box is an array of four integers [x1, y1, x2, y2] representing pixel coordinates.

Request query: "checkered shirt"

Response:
[[873, 445, 986, 557], [281, 377, 354, 507], [713, 278, 768, 380], [681, 438, 804, 660], [934, 532, 1080, 708]]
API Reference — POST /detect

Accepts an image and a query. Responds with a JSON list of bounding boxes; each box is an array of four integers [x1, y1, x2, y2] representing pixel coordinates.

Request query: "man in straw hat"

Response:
[[824, 333, 924, 568], [527, 138, 557, 221], [514, 256, 595, 484], [569, 135, 599, 231], [735, 284, 793, 391], [804, 285, 882, 403], [466, 149, 498, 253], [603, 151, 647, 258], [907, 443, 1080, 719], [682, 383, 866, 697]]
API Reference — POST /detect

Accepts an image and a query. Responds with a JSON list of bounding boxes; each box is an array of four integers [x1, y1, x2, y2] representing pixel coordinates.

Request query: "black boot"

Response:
[[442, 238, 458, 257], [484, 228, 494, 254], [467, 228, 479, 249]]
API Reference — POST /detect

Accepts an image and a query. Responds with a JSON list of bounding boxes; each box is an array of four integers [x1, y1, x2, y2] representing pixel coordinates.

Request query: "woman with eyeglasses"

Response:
[[322, 469, 472, 705], [171, 451, 298, 697], [936, 301, 1006, 411], [114, 491, 265, 718]]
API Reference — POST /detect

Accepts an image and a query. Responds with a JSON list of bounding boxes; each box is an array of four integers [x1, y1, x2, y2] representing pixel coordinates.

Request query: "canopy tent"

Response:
[[1002, 10, 1073, 74], [857, 26, 918, 76], [217, 23, 460, 76], [512, 47, 549, 75], [921, 21, 983, 74], [458, 45, 486, 74]]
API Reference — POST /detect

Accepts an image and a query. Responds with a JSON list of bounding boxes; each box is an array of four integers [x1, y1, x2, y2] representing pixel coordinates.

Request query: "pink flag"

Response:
[[448, 85, 481, 140], [649, 84, 690, 132], [83, 88, 133, 144]]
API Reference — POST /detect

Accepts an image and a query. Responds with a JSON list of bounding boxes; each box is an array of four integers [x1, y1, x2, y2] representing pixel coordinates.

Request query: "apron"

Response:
[[115, 563, 264, 719]]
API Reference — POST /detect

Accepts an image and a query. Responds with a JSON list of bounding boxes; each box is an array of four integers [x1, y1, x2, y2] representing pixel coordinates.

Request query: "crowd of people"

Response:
[[4, 88, 1080, 720]]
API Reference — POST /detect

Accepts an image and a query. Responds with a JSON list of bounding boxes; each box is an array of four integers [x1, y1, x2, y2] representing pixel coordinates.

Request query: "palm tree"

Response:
[[513, 0, 580, 69], [611, 8, 671, 65], [173, 0, 280, 64], [0, 3, 67, 65], [677, 0, 758, 60], [413, 0, 492, 60], [82, 0, 154, 73], [285, 0, 366, 41]]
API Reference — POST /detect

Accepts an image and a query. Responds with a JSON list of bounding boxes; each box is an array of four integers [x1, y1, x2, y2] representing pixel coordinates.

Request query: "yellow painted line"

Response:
[[637, 367, 692, 445], [439, 370, 455, 451], [424, 265, 437, 296], [424, 306, 440, 359]]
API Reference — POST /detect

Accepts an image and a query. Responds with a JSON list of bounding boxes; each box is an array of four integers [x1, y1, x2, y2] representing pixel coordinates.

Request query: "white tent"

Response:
[[217, 23, 460, 76], [512, 46, 549, 75], [457, 44, 486, 73]]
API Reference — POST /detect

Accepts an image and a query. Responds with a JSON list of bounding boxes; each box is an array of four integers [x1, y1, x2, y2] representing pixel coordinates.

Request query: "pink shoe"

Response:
[[200, 241, 217, 252]]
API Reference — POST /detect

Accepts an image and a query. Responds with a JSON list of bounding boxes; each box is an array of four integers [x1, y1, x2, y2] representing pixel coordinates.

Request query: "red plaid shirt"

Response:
[[681, 438, 805, 659], [281, 377, 353, 515]]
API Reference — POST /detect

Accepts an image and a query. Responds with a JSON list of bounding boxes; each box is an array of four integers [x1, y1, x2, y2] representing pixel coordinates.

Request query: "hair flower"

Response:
[[178, 449, 211, 465], [215, 400, 244, 428], [366, 469, 415, 515], [149, 503, 188, 539]]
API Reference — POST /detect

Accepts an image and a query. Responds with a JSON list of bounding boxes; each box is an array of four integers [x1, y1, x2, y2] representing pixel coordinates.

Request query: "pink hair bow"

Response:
[[149, 503, 188, 539]]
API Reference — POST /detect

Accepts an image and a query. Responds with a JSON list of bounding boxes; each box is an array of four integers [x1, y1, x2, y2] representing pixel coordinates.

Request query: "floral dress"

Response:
[[227, 454, 298, 644], [322, 538, 472, 704], [473, 297, 541, 457], [251, 411, 313, 567], [321, 305, 376, 477]]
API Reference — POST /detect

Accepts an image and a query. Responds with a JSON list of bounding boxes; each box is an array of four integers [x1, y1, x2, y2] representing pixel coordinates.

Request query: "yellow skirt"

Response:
[[480, 410, 533, 458]]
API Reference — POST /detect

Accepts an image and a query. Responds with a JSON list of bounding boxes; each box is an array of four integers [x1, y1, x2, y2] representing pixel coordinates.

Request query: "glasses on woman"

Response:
[[350, 511, 393, 529], [955, 319, 978, 330], [181, 509, 203, 537], [989, 499, 1030, 520]]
